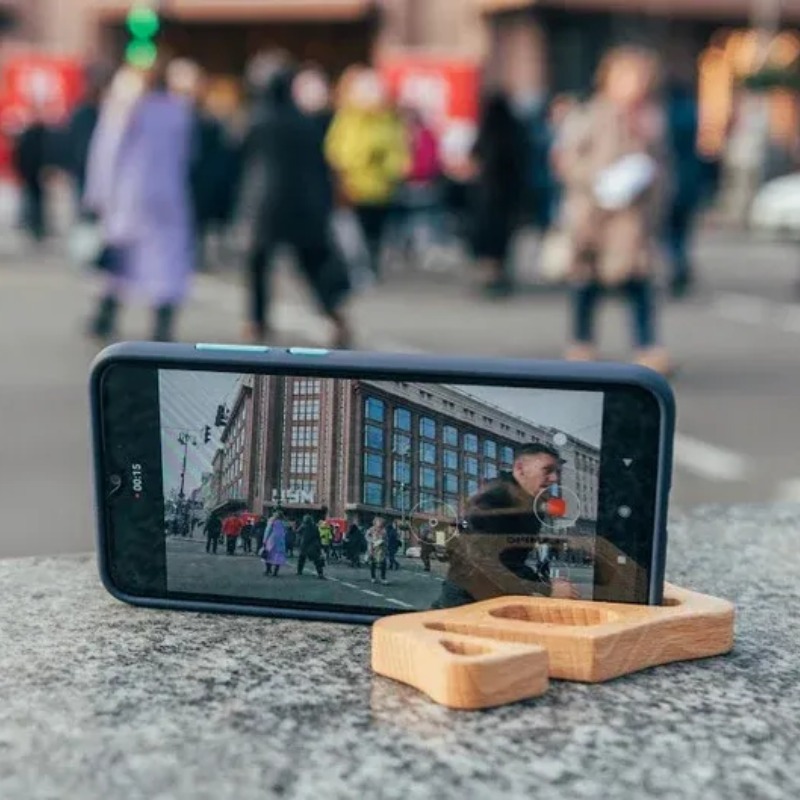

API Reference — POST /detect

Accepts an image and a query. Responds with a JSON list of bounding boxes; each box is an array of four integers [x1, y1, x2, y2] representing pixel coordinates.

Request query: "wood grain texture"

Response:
[[371, 616, 549, 710], [371, 584, 735, 709]]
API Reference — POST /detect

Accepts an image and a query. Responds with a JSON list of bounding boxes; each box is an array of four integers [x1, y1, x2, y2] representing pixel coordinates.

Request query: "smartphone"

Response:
[[90, 342, 674, 624]]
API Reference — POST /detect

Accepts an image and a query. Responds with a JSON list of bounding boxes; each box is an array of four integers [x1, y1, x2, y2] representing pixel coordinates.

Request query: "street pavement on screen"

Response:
[[164, 536, 595, 610]]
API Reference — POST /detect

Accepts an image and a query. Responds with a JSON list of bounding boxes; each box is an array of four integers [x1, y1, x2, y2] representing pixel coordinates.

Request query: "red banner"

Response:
[[379, 53, 481, 168], [0, 53, 85, 178], [380, 54, 480, 128]]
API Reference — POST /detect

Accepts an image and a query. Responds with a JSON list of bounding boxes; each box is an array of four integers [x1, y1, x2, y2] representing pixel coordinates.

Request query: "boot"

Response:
[[87, 295, 118, 341], [329, 310, 353, 350], [564, 344, 598, 363], [633, 347, 674, 377], [242, 321, 272, 344], [152, 304, 176, 343]]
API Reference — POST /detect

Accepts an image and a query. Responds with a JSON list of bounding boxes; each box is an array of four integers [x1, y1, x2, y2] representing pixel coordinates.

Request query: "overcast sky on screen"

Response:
[[450, 385, 603, 448], [159, 370, 243, 495]]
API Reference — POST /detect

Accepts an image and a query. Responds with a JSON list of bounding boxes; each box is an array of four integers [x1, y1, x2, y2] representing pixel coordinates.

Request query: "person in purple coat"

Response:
[[86, 59, 196, 342], [260, 511, 289, 577]]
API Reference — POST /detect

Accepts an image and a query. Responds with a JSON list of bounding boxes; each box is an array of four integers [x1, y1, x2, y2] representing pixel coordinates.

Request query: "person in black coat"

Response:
[[386, 521, 401, 571], [344, 520, 366, 567], [189, 98, 245, 270], [469, 91, 529, 298], [663, 79, 704, 299], [244, 67, 351, 349], [204, 515, 221, 555], [253, 516, 268, 553], [297, 515, 325, 579], [13, 111, 52, 243]]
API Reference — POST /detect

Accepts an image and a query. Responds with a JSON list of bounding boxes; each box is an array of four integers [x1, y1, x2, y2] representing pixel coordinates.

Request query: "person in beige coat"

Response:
[[553, 47, 672, 376]]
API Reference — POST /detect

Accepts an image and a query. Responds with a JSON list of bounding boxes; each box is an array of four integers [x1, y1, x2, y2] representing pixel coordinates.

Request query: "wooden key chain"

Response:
[[372, 584, 735, 710]]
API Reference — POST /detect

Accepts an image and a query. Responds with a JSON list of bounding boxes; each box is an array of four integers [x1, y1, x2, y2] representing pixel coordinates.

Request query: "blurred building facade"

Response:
[[4, 1, 799, 112], [3, 0, 800, 208], [0, 1, 487, 75], [477, 0, 800, 213]]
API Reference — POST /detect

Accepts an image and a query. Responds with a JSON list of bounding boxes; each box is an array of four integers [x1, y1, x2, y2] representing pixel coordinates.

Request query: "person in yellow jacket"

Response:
[[318, 518, 334, 563], [326, 66, 409, 277]]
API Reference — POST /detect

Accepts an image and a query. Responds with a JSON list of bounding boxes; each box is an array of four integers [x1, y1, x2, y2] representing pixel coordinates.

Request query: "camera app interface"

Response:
[[159, 371, 603, 611]]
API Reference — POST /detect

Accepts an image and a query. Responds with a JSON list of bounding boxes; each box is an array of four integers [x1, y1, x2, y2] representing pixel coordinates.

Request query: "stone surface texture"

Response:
[[1, 506, 798, 800]]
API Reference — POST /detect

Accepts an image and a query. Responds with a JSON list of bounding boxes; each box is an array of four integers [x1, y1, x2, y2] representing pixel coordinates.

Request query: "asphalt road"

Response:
[[1, 220, 799, 559], [165, 536, 594, 609]]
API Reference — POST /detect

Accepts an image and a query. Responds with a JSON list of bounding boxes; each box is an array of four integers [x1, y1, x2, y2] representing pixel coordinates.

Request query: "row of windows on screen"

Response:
[[376, 463, 477, 494], [223, 453, 244, 483], [224, 480, 244, 498], [365, 453, 501, 484], [365, 396, 532, 441], [225, 427, 245, 458], [366, 398, 518, 456], [362, 483, 468, 509], [288, 422, 518, 467], [366, 427, 515, 470]]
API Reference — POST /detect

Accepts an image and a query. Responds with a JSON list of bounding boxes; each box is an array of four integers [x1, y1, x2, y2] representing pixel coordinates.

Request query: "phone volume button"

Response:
[[288, 348, 330, 356], [195, 344, 271, 353]]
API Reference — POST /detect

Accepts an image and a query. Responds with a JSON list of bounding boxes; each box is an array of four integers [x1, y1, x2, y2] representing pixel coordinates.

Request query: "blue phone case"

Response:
[[90, 342, 675, 623]]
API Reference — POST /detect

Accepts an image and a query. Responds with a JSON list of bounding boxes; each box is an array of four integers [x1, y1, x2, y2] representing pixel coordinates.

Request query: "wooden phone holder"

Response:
[[372, 584, 735, 710]]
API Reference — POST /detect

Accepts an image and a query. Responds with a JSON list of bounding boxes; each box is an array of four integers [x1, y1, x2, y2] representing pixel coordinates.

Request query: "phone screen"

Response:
[[100, 364, 665, 615]]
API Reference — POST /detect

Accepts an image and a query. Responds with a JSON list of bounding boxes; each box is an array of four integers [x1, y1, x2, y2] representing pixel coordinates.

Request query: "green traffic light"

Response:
[[126, 4, 160, 40], [125, 39, 158, 69]]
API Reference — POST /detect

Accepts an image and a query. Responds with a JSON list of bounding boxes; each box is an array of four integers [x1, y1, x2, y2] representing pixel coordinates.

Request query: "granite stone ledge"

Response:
[[0, 506, 798, 800]]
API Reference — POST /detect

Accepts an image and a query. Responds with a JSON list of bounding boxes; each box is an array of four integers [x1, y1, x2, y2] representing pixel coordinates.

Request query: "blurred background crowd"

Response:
[[5, 1, 800, 559], [4, 0, 800, 377]]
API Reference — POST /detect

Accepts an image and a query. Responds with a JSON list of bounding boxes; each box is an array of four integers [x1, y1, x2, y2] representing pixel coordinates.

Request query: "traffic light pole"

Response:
[[176, 431, 198, 537], [178, 432, 190, 501]]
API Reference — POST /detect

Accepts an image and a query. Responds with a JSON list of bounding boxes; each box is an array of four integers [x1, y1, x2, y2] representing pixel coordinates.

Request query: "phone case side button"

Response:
[[195, 344, 271, 353]]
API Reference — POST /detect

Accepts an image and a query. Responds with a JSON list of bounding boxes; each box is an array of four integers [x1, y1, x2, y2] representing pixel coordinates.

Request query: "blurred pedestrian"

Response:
[[293, 62, 334, 130], [468, 91, 529, 298], [84, 59, 196, 342], [170, 63, 245, 271], [318, 518, 334, 562], [240, 516, 254, 554], [64, 65, 109, 217], [297, 514, 325, 579], [222, 513, 243, 555], [243, 66, 352, 349], [419, 524, 435, 572], [386, 520, 401, 571], [391, 105, 443, 269], [234, 49, 293, 235], [367, 516, 388, 585], [664, 77, 703, 299], [512, 89, 556, 232], [544, 94, 579, 220], [204, 514, 221, 555], [168, 59, 220, 270], [254, 514, 268, 555], [82, 65, 145, 272], [344, 516, 365, 567], [261, 511, 288, 576], [325, 66, 409, 278], [554, 47, 672, 375], [12, 107, 52, 244], [285, 519, 297, 558], [329, 522, 343, 562]]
